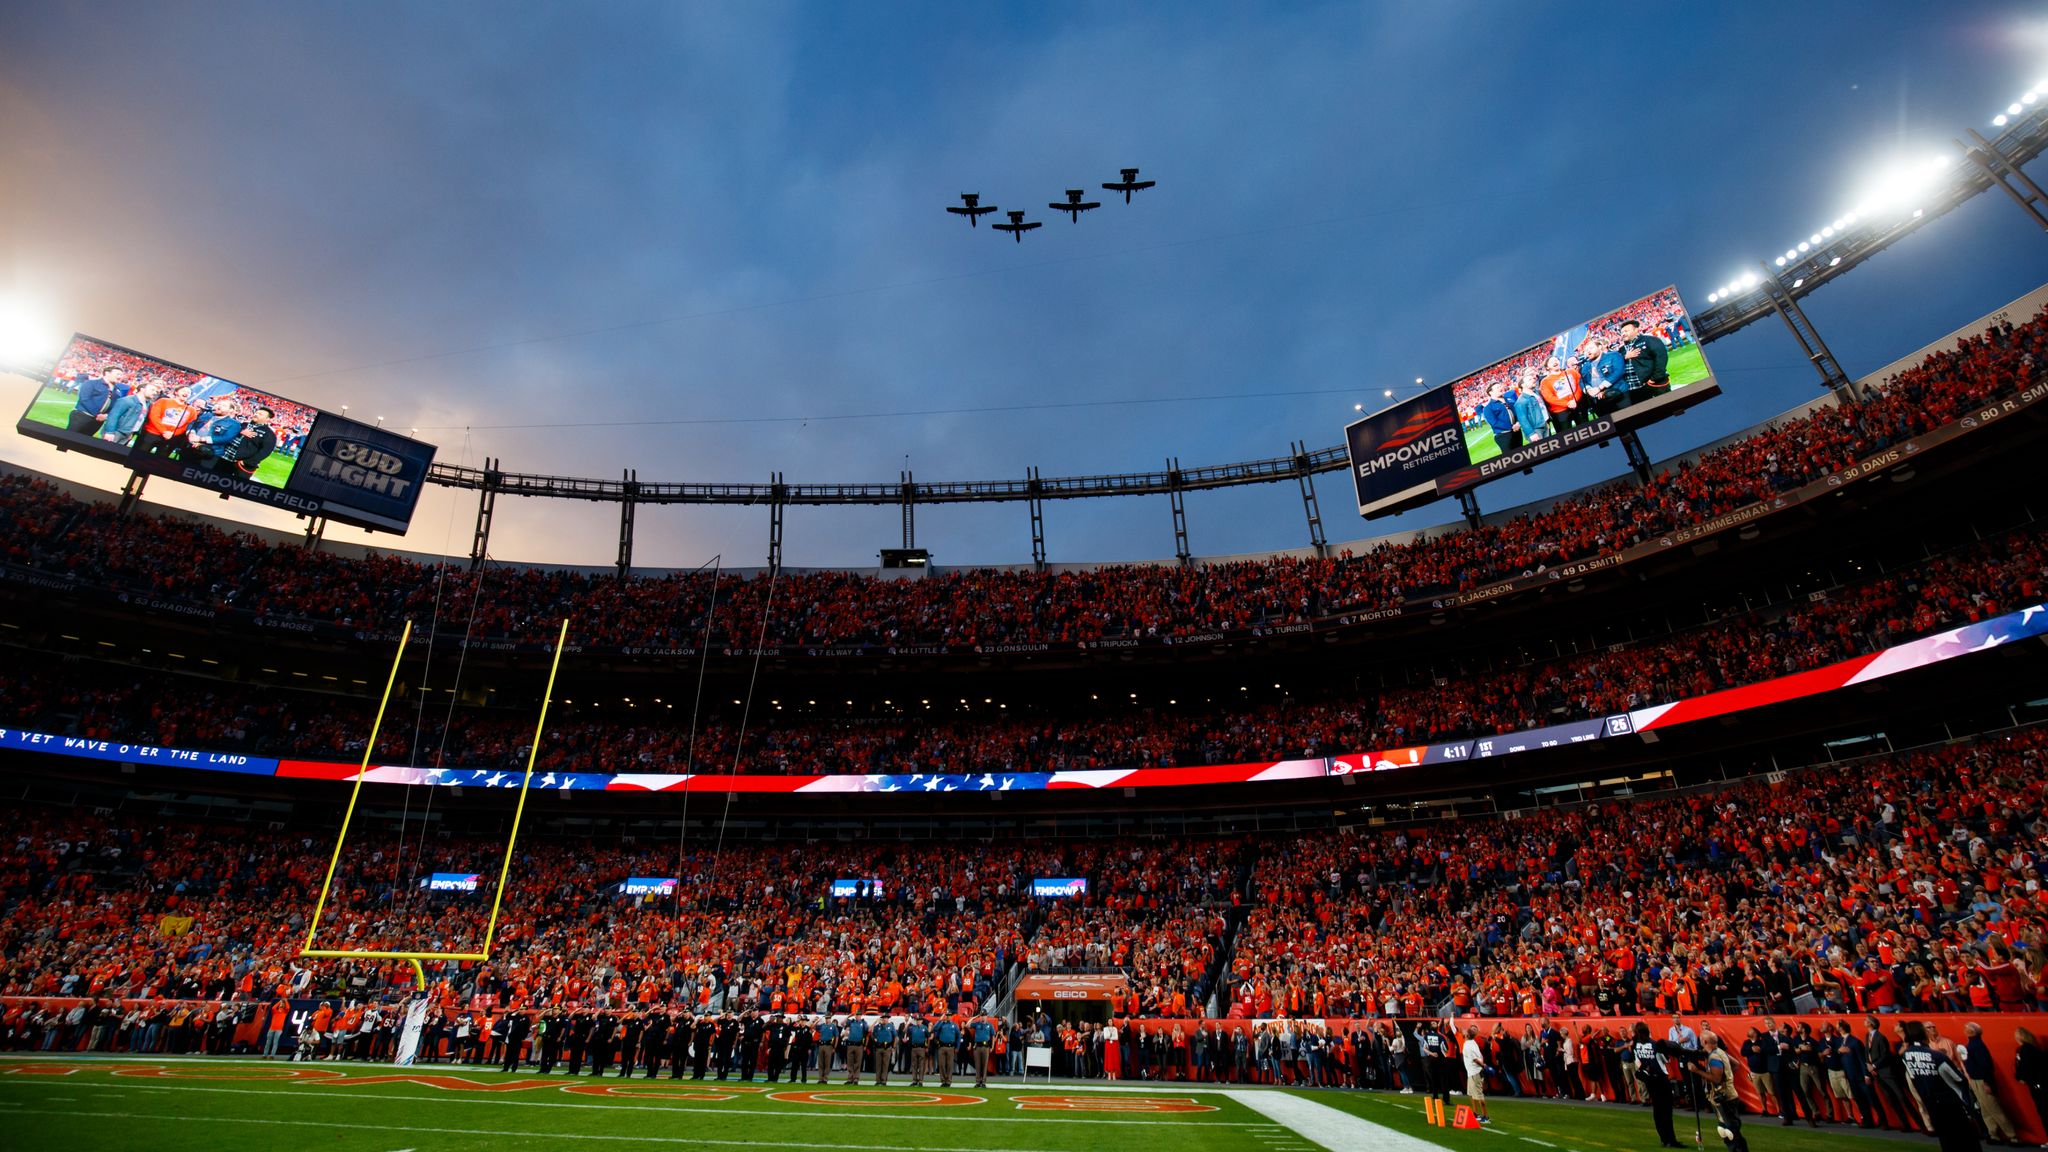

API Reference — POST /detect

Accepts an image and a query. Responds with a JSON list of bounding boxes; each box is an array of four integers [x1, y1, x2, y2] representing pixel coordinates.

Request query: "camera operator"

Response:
[[1700, 1030, 1749, 1152]]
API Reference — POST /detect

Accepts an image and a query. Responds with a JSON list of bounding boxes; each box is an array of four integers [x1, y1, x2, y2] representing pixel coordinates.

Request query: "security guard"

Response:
[[1416, 1021, 1450, 1108], [873, 1017, 896, 1085], [844, 1014, 869, 1085], [1631, 1021, 1684, 1149], [935, 1016, 961, 1087], [971, 1014, 995, 1087], [790, 1015, 815, 1083], [816, 1016, 840, 1083], [909, 1015, 931, 1086]]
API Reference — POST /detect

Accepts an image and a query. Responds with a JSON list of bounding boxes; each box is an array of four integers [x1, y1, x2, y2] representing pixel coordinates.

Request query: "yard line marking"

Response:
[[1225, 1091, 1444, 1152], [1520, 1139, 1560, 1148], [0, 1108, 1080, 1151], [0, 1078, 1276, 1126]]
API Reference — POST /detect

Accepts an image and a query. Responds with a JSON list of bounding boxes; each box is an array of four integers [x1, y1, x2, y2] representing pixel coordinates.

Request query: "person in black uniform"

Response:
[[1619, 317, 1670, 401], [641, 1010, 668, 1078], [1631, 1021, 1685, 1149], [616, 1012, 643, 1077], [765, 1015, 791, 1082], [2014, 1026, 2048, 1141], [790, 1016, 815, 1083], [691, 1013, 715, 1079], [713, 1014, 738, 1080], [536, 1011, 561, 1074], [1794, 1023, 1830, 1123], [565, 1011, 590, 1075], [1771, 1020, 1815, 1126], [1866, 1016, 1915, 1131], [1416, 1022, 1450, 1112], [501, 1011, 531, 1072], [589, 1013, 617, 1076], [1902, 1020, 1981, 1152], [739, 1013, 766, 1081], [667, 1012, 691, 1079]]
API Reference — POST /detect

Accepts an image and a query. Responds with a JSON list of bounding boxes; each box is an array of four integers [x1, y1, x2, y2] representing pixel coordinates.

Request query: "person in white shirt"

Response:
[[1464, 1025, 1492, 1124]]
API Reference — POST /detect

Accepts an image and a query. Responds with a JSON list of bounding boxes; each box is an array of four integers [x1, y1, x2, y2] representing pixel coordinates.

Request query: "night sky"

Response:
[[3, 2, 2045, 569]]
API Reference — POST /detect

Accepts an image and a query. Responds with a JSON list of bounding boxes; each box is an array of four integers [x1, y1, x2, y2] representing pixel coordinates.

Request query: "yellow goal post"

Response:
[[300, 618, 571, 985]]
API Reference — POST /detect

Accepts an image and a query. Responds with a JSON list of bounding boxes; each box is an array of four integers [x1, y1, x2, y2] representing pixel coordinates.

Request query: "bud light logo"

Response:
[[281, 412, 437, 532], [304, 436, 417, 497], [1031, 877, 1089, 898]]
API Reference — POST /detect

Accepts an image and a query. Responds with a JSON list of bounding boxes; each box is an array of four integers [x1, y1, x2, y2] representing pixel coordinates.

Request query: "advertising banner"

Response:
[[618, 877, 677, 896], [421, 873, 482, 892], [1030, 877, 1090, 898]]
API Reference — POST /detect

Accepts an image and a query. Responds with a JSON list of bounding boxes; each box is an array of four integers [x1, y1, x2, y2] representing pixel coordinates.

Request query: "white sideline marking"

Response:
[[1521, 1139, 1560, 1148], [0, 1078, 1272, 1125], [0, 1055, 1266, 1092], [1, 1108, 1077, 1151], [1224, 1091, 1445, 1152]]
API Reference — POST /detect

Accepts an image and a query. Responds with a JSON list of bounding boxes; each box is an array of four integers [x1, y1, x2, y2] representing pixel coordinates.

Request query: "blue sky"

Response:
[[3, 1, 2046, 568]]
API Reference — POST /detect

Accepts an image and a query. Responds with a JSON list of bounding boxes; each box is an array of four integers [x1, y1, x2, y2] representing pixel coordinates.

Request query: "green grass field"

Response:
[[23, 385, 298, 488], [0, 1055, 1931, 1151]]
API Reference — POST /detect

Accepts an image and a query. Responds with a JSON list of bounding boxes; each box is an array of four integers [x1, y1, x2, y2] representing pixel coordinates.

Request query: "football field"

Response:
[[0, 1055, 1928, 1152]]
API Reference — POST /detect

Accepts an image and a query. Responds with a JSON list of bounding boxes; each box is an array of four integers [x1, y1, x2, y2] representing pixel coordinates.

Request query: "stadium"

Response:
[[4, 8, 2048, 1152]]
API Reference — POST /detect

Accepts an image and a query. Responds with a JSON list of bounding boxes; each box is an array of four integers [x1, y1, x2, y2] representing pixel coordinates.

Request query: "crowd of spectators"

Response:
[[1, 307, 2041, 655], [1, 516, 2040, 775], [0, 819, 1230, 1027], [5, 721, 2048, 1044], [1229, 727, 2048, 1029]]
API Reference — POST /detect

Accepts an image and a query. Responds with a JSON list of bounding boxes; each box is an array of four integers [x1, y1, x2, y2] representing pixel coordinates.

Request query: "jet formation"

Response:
[[945, 167, 1152, 244]]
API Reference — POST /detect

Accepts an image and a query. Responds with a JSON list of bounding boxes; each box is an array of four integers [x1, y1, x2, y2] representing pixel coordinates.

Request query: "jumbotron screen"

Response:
[[1345, 287, 1715, 517], [18, 334, 438, 533]]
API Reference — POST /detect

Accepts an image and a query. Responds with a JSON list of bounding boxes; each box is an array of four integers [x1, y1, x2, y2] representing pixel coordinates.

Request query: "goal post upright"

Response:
[[301, 619, 413, 956], [481, 617, 569, 954]]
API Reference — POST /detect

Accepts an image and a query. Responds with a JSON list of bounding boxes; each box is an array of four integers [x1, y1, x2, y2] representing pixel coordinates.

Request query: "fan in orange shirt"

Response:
[[1538, 358, 1588, 430]]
